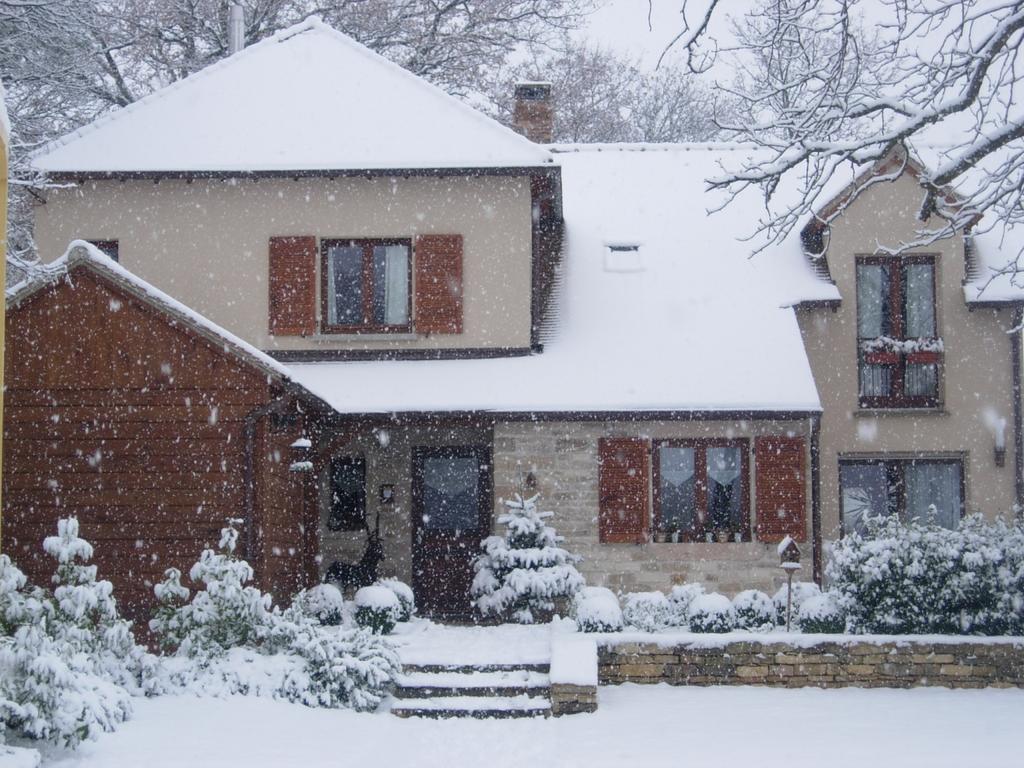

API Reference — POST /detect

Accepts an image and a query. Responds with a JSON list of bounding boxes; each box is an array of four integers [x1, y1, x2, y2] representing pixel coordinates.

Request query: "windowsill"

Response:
[[309, 332, 420, 342], [854, 407, 949, 417]]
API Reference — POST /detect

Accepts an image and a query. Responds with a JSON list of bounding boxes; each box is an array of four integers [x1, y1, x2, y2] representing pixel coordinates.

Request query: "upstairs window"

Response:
[[321, 238, 411, 333], [839, 457, 963, 535], [87, 239, 119, 262], [856, 255, 941, 408]]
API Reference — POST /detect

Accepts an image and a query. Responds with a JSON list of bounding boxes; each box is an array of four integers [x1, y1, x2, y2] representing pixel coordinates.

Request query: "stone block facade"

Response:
[[492, 419, 813, 595], [550, 683, 599, 715], [599, 639, 1024, 688]]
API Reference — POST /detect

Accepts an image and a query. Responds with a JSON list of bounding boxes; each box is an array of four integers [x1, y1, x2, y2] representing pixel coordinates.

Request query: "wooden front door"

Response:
[[411, 446, 492, 619]]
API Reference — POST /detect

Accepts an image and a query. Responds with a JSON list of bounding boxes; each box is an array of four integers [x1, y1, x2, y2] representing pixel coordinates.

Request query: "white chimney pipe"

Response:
[[228, 4, 245, 55]]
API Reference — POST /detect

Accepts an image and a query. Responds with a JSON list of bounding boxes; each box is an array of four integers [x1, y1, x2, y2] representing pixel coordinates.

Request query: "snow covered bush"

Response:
[[152, 520, 399, 711], [772, 581, 821, 626], [622, 591, 671, 632], [354, 586, 400, 635], [667, 583, 705, 627], [571, 587, 623, 632], [687, 593, 736, 633], [732, 590, 775, 632], [150, 521, 271, 656], [292, 584, 345, 626], [471, 493, 584, 624], [827, 514, 1024, 635], [797, 592, 847, 634], [0, 519, 156, 749], [377, 578, 415, 622]]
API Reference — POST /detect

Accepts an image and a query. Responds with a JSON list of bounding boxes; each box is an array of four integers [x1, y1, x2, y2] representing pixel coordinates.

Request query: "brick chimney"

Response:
[[513, 82, 553, 144]]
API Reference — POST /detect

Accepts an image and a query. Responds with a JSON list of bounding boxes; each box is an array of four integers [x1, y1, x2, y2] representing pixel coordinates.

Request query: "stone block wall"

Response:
[[599, 639, 1024, 688], [492, 420, 812, 595]]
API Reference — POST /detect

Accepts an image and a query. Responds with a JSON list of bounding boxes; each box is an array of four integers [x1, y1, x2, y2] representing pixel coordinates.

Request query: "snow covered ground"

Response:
[[20, 684, 1023, 768]]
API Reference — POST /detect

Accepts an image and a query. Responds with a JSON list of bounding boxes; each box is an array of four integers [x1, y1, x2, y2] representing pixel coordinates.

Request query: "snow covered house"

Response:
[[12, 18, 1024, 619]]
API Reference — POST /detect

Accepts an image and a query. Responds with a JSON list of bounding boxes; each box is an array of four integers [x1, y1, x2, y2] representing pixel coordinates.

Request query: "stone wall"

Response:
[[492, 420, 813, 595], [599, 638, 1024, 689]]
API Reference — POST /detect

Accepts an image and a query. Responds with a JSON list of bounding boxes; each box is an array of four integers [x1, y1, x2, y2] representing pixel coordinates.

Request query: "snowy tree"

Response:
[[487, 39, 728, 143], [150, 519, 272, 657], [471, 493, 584, 624], [660, 0, 1024, 267], [0, 520, 155, 749]]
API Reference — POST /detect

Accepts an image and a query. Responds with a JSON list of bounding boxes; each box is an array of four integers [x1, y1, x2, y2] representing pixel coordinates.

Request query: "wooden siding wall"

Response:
[[2, 271, 312, 626]]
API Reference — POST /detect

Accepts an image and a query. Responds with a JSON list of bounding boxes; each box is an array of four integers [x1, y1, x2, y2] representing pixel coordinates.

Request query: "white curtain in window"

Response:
[[384, 245, 409, 325], [904, 462, 961, 529], [840, 463, 889, 536], [706, 447, 741, 485], [857, 264, 887, 338], [905, 263, 936, 338]]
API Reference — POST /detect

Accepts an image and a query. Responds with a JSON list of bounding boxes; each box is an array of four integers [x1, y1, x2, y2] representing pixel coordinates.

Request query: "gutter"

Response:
[[810, 414, 823, 585], [1014, 307, 1024, 518]]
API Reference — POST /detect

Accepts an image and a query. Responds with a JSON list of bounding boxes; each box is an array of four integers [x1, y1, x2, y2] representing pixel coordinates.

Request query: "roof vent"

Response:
[[227, 4, 245, 55], [604, 243, 643, 273]]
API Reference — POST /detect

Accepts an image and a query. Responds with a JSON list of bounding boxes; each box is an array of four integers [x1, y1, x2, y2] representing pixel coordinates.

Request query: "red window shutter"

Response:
[[269, 236, 316, 336], [414, 234, 463, 334], [598, 438, 650, 544], [755, 436, 807, 543]]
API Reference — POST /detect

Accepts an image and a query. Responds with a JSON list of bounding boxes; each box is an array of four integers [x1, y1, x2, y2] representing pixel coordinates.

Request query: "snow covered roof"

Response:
[[30, 18, 553, 175], [6, 241, 297, 383], [967, 226, 1024, 304], [288, 145, 826, 416]]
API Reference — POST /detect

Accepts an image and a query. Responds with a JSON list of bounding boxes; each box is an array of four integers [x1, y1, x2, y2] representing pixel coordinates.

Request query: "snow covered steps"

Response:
[[391, 664, 552, 719]]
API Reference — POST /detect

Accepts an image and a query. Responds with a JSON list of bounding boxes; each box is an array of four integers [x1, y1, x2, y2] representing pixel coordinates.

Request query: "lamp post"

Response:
[[778, 535, 802, 632]]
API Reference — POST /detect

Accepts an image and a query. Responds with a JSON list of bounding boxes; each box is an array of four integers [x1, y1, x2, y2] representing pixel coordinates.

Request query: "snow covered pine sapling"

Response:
[[0, 518, 154, 749], [471, 493, 584, 623]]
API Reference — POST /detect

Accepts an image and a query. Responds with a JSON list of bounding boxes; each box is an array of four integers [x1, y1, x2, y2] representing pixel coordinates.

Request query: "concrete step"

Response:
[[391, 694, 552, 719]]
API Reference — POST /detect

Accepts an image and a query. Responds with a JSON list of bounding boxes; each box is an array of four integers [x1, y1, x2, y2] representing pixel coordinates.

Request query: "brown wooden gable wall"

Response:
[[2, 271, 314, 627]]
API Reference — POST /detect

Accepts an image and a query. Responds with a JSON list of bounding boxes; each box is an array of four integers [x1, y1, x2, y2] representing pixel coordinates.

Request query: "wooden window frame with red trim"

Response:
[[856, 254, 942, 409], [651, 439, 752, 543], [320, 238, 413, 334]]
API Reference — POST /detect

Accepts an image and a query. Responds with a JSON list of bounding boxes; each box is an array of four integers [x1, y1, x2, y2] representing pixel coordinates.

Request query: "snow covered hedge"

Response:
[[152, 520, 400, 710], [827, 514, 1024, 635], [0, 519, 157, 749], [472, 494, 584, 623]]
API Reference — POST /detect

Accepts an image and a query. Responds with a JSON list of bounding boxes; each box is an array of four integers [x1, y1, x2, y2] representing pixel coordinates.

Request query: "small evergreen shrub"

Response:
[[471, 493, 584, 624], [772, 581, 821, 626], [667, 583, 705, 627], [687, 593, 736, 633], [797, 593, 846, 634], [571, 587, 623, 632], [0, 519, 156, 749], [354, 586, 400, 635], [377, 578, 415, 622], [622, 591, 671, 632], [732, 590, 775, 631], [292, 584, 345, 626], [152, 520, 399, 710]]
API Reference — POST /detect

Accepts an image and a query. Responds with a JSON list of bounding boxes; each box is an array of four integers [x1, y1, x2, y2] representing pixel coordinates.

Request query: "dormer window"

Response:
[[604, 243, 643, 273], [856, 255, 941, 408]]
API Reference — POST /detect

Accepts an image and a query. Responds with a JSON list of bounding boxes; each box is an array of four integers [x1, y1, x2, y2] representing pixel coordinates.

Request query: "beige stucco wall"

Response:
[[34, 175, 534, 351], [796, 171, 1020, 547], [492, 419, 815, 596]]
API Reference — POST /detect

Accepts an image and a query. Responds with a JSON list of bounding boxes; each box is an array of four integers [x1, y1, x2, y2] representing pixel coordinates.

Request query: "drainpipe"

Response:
[[243, 398, 286, 587], [810, 415, 823, 586], [1013, 306, 1024, 518]]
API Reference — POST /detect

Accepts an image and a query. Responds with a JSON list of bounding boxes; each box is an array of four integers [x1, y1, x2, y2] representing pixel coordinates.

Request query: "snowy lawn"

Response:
[[26, 684, 1024, 768]]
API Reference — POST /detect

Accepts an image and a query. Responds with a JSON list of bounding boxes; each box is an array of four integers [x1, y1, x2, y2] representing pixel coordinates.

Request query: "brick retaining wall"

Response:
[[599, 638, 1024, 689]]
